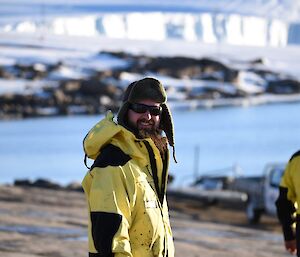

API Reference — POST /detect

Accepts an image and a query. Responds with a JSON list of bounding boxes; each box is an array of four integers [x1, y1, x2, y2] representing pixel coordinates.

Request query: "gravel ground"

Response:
[[0, 185, 290, 257]]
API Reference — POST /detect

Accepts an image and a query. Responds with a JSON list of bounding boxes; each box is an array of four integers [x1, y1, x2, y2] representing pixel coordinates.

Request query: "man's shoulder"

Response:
[[289, 150, 300, 162], [91, 144, 131, 169]]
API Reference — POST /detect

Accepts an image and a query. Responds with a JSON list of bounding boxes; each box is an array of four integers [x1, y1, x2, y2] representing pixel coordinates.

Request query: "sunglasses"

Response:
[[129, 103, 162, 116]]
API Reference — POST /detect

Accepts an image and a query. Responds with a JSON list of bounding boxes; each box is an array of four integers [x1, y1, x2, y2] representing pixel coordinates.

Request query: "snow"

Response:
[[120, 72, 235, 93], [0, 56, 16, 66], [3, 31, 300, 78], [0, 13, 290, 47], [47, 66, 89, 81], [0, 1, 300, 47], [0, 44, 88, 66], [0, 0, 300, 96], [102, 15, 127, 38], [236, 71, 266, 94], [53, 16, 97, 36], [0, 79, 57, 95]]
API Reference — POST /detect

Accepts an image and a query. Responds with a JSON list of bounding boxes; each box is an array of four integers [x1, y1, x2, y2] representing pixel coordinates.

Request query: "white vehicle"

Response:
[[230, 163, 286, 223], [169, 163, 286, 224]]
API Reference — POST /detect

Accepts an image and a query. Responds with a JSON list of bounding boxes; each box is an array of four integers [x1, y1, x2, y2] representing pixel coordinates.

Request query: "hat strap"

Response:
[[172, 146, 178, 163]]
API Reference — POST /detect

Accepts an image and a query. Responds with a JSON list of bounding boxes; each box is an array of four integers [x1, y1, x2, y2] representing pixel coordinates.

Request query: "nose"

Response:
[[142, 110, 152, 120]]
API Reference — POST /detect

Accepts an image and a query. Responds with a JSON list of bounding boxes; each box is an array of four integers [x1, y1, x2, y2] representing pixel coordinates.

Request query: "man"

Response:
[[82, 77, 176, 257], [275, 150, 300, 256]]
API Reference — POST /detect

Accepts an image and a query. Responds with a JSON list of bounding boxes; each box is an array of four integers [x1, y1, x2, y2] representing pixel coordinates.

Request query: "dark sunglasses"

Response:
[[129, 103, 162, 116]]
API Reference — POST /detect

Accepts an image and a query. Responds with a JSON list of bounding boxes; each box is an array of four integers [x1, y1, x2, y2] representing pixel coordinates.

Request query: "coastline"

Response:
[[0, 182, 286, 257], [1, 39, 300, 120], [168, 93, 300, 110]]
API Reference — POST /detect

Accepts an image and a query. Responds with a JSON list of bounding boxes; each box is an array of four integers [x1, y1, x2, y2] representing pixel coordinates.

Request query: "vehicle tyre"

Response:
[[246, 198, 262, 224]]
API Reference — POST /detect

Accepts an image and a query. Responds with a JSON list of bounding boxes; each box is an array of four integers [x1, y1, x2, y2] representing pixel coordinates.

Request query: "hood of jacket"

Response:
[[83, 111, 150, 169]]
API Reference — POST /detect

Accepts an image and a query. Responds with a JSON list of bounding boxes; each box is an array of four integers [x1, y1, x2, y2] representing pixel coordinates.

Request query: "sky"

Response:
[[0, 0, 299, 20]]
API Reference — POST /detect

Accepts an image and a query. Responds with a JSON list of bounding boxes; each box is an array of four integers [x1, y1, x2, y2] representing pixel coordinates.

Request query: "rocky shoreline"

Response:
[[1, 50, 300, 119], [0, 180, 287, 257]]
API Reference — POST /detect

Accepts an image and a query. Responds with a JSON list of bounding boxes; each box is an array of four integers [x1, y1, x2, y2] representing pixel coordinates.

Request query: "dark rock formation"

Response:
[[14, 179, 62, 190], [266, 79, 300, 94], [0, 51, 299, 119], [13, 178, 83, 192]]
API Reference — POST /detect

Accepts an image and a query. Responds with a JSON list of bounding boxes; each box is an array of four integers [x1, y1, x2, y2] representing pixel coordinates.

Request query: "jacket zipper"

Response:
[[143, 140, 170, 257], [143, 140, 162, 204]]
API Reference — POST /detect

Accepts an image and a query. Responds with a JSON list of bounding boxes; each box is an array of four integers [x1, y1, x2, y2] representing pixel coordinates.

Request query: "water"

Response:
[[0, 102, 299, 186], [173, 102, 300, 185]]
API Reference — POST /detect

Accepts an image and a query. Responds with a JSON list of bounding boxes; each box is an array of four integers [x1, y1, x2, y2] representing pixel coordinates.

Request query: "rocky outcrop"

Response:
[[267, 79, 300, 94], [0, 51, 299, 119], [14, 178, 83, 192]]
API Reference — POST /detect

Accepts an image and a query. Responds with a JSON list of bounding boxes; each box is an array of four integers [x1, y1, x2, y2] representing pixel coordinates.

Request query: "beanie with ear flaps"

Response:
[[117, 77, 177, 163]]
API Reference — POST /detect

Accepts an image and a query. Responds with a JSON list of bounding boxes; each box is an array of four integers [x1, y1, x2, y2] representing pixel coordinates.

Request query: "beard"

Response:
[[127, 117, 168, 158], [138, 127, 168, 159]]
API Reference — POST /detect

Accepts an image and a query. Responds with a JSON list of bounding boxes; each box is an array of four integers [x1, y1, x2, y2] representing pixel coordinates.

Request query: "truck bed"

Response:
[[228, 176, 265, 209]]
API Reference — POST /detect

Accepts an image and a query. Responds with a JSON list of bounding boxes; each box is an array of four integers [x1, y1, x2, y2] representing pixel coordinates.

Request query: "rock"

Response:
[[267, 79, 300, 94], [1, 50, 300, 120], [14, 179, 62, 190], [79, 79, 107, 95], [249, 57, 265, 65], [60, 80, 81, 92], [198, 57, 238, 82], [14, 179, 32, 187], [144, 56, 201, 78], [66, 182, 84, 192]]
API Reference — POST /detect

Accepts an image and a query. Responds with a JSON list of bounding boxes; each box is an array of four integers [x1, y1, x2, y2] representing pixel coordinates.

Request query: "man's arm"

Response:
[[87, 165, 136, 257], [275, 186, 296, 242], [284, 239, 297, 255]]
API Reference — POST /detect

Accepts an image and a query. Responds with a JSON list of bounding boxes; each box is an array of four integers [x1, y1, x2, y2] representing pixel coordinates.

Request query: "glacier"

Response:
[[0, 0, 300, 47]]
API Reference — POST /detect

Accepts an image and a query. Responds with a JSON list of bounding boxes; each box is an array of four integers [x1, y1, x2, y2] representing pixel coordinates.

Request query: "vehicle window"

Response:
[[269, 168, 284, 188]]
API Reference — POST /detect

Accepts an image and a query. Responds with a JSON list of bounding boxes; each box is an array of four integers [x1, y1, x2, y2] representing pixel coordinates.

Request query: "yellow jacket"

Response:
[[82, 111, 174, 257], [280, 152, 300, 214], [276, 151, 300, 242]]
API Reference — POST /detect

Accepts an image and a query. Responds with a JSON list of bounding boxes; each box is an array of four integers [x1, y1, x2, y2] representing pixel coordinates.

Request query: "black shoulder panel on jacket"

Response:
[[90, 211, 122, 256], [91, 144, 131, 169], [290, 150, 300, 162]]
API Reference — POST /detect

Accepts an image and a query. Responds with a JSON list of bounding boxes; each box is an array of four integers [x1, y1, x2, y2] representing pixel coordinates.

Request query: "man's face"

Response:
[[127, 99, 161, 135]]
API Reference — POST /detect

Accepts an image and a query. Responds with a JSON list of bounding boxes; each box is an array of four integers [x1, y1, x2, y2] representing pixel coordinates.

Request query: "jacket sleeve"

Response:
[[275, 186, 296, 241], [275, 160, 297, 241], [88, 165, 137, 257]]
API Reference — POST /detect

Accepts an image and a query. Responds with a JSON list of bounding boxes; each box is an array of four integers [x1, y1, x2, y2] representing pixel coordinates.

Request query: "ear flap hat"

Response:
[[117, 77, 177, 163]]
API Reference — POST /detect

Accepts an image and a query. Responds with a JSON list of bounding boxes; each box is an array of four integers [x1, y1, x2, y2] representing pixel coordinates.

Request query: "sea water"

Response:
[[0, 102, 299, 186]]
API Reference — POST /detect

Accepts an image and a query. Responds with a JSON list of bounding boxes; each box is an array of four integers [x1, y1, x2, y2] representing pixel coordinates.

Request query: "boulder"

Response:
[[266, 79, 300, 94]]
